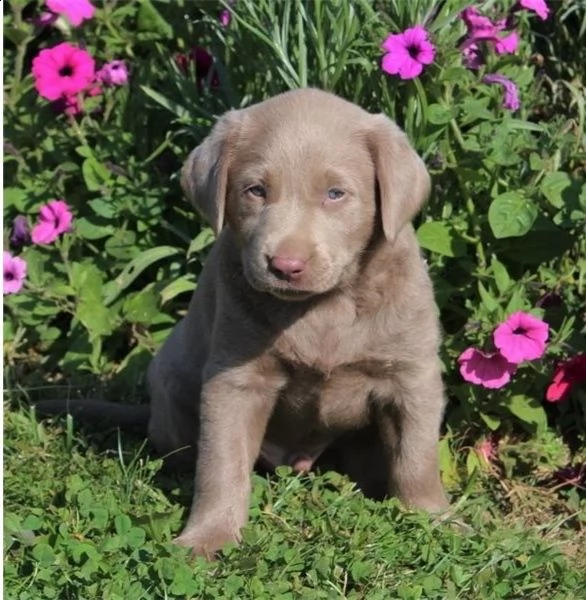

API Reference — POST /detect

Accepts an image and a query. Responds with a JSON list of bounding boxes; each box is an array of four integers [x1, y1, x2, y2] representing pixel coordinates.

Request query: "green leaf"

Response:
[[32, 542, 56, 566], [104, 246, 182, 306], [114, 514, 132, 536], [505, 395, 547, 434], [426, 104, 457, 125], [491, 256, 511, 294], [478, 281, 499, 313], [187, 227, 216, 256], [123, 287, 160, 324], [75, 217, 115, 240], [105, 230, 138, 261], [137, 0, 173, 38], [3, 187, 28, 211], [540, 172, 572, 209], [488, 192, 538, 239], [159, 276, 196, 304], [82, 158, 112, 192], [416, 222, 466, 257], [140, 86, 190, 120]]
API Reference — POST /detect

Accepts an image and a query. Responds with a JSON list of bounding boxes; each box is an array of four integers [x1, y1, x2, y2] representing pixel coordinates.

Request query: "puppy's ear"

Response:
[[367, 115, 430, 242], [181, 110, 242, 236]]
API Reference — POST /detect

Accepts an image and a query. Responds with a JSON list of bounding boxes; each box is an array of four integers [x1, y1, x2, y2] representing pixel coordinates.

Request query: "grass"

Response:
[[4, 401, 586, 600]]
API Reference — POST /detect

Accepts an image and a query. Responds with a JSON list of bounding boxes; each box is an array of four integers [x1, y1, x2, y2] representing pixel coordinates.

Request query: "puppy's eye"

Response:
[[246, 184, 267, 199], [327, 188, 345, 201]]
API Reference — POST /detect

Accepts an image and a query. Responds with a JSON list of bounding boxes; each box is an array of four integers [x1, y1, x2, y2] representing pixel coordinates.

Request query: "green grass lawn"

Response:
[[4, 404, 585, 600]]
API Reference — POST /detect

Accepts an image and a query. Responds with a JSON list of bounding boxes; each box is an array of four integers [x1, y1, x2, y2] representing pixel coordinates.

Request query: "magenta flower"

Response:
[[97, 60, 128, 86], [11, 215, 31, 247], [4, 252, 27, 295], [461, 7, 501, 41], [476, 436, 498, 465], [381, 26, 436, 80], [219, 9, 231, 27], [31, 200, 74, 245], [482, 74, 521, 111], [495, 31, 519, 54], [459, 7, 519, 68], [493, 311, 549, 364], [461, 43, 483, 70], [45, 0, 95, 27], [32, 43, 95, 101], [52, 83, 102, 117], [518, 0, 550, 20], [458, 347, 517, 389]]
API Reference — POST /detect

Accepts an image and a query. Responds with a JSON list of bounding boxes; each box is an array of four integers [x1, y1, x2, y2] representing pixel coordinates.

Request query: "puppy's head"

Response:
[[182, 89, 430, 301]]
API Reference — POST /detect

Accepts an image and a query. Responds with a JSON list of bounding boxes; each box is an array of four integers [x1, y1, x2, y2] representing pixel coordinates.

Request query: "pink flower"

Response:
[[482, 74, 521, 111], [459, 7, 519, 67], [52, 83, 102, 116], [476, 436, 498, 465], [97, 60, 129, 86], [31, 200, 74, 245], [45, 0, 95, 27], [174, 47, 220, 90], [4, 252, 27, 295], [461, 43, 483, 69], [11, 215, 30, 247], [461, 7, 501, 41], [518, 0, 550, 20], [493, 311, 549, 364], [381, 26, 436, 80], [495, 31, 519, 54], [458, 347, 517, 389], [219, 9, 231, 27], [545, 354, 586, 402], [32, 11, 58, 27], [32, 43, 95, 101]]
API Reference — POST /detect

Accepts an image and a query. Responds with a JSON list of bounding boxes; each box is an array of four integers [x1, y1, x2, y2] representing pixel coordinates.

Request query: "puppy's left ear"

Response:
[[367, 115, 431, 243], [181, 110, 242, 236]]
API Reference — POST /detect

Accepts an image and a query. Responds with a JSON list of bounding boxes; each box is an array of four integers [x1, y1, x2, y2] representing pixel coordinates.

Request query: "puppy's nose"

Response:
[[268, 255, 306, 281]]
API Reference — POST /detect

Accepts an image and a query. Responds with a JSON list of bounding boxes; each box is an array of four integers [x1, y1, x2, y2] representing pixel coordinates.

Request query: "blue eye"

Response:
[[327, 188, 345, 201], [247, 185, 266, 198]]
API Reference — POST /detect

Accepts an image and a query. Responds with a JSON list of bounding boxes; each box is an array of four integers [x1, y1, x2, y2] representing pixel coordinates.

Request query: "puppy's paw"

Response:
[[173, 525, 240, 560]]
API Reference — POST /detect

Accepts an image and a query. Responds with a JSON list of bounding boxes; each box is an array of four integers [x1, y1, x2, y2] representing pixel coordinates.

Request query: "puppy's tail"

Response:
[[30, 399, 151, 433]]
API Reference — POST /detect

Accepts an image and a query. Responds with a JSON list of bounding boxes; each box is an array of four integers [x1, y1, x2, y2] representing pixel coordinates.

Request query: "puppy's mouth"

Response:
[[267, 286, 315, 302]]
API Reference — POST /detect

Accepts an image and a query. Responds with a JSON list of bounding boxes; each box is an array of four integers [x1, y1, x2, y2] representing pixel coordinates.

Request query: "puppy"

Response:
[[145, 88, 450, 556]]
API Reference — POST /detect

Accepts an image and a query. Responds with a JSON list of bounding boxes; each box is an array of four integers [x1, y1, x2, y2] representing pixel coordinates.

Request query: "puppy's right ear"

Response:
[[181, 111, 242, 236]]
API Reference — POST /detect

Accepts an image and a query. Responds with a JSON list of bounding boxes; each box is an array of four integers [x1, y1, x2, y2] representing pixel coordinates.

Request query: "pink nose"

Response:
[[268, 256, 306, 281]]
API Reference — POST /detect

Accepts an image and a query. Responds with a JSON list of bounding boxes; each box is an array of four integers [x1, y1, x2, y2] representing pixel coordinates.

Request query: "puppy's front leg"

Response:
[[174, 362, 282, 557], [378, 361, 449, 513]]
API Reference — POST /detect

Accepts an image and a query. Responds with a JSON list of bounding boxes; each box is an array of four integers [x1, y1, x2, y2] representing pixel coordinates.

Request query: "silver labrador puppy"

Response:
[[147, 88, 450, 557]]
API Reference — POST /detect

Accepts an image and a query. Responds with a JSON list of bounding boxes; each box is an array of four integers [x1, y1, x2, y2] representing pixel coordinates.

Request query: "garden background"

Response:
[[4, 0, 586, 597]]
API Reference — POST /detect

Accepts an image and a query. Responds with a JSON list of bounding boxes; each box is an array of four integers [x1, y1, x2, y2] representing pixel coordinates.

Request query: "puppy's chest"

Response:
[[272, 303, 392, 377]]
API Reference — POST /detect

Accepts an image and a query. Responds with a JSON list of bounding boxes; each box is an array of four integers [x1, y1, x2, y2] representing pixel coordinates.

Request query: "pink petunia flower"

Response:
[[518, 0, 550, 20], [461, 43, 483, 70], [175, 47, 220, 90], [461, 7, 502, 41], [45, 0, 95, 27], [458, 347, 517, 389], [11, 215, 31, 247], [219, 9, 231, 27], [4, 252, 27, 295], [495, 31, 520, 54], [493, 311, 549, 364], [476, 436, 499, 465], [52, 83, 102, 117], [459, 7, 519, 67], [32, 42, 95, 101], [545, 354, 586, 402], [482, 74, 521, 111], [97, 60, 129, 86], [381, 26, 436, 80], [31, 200, 74, 245]]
